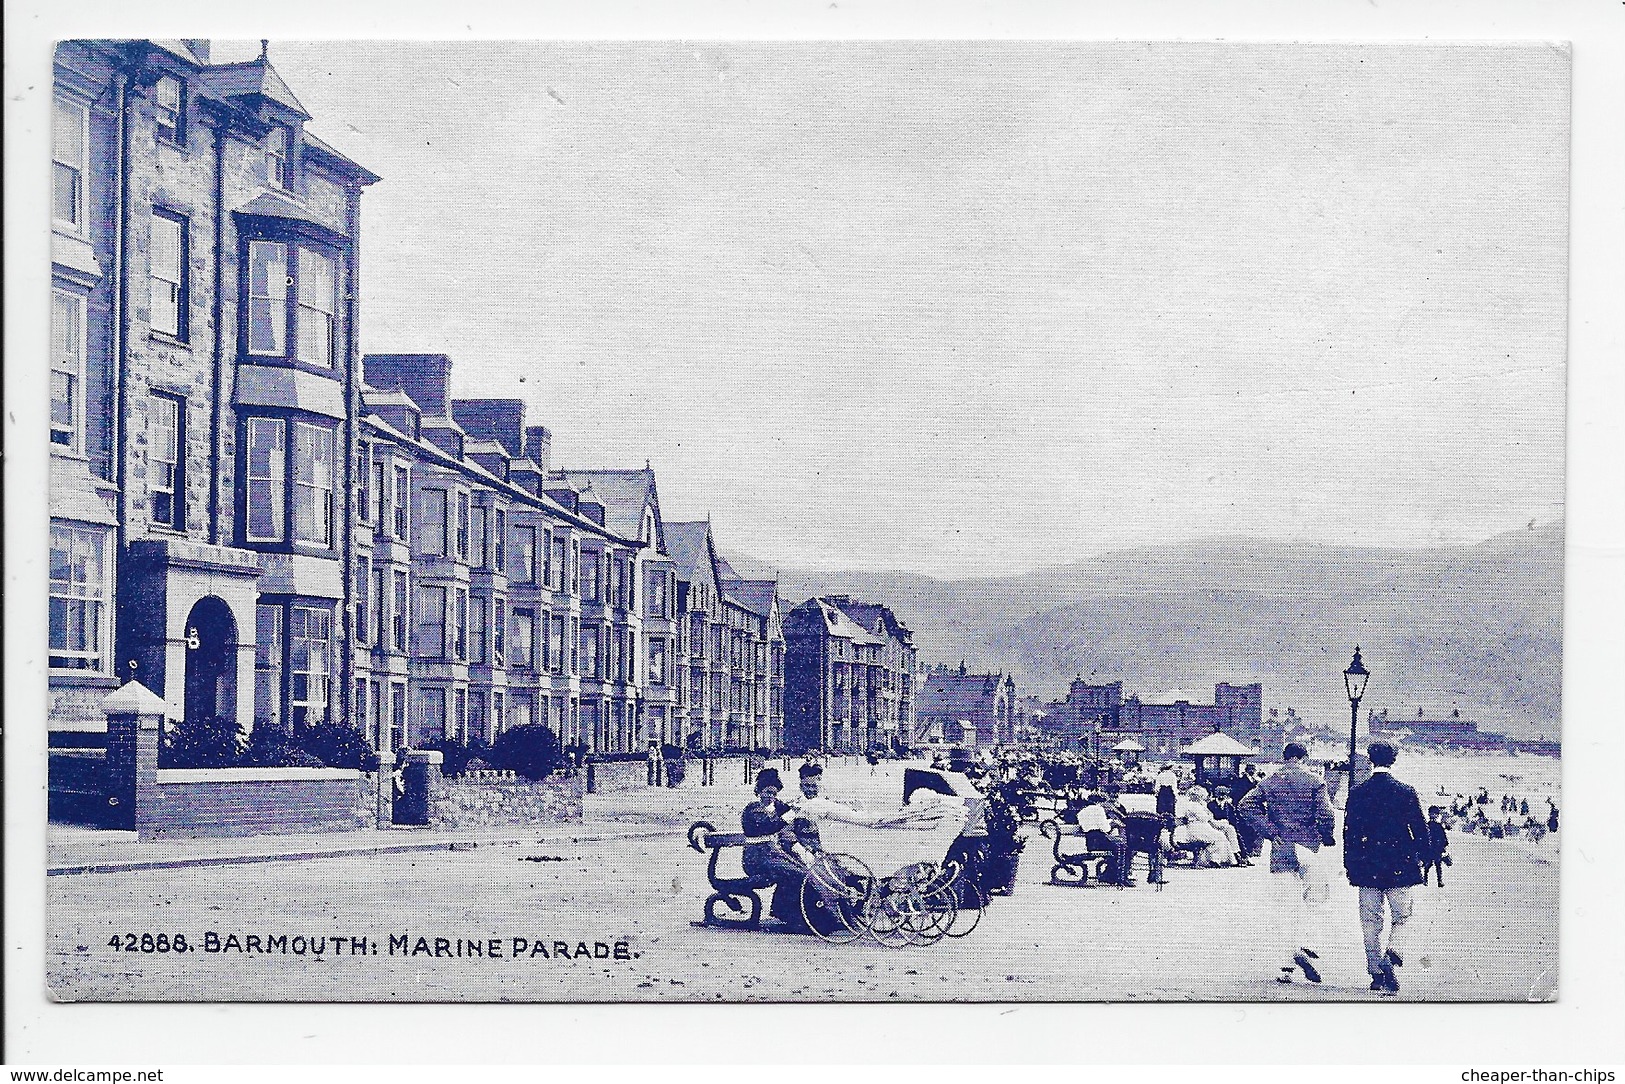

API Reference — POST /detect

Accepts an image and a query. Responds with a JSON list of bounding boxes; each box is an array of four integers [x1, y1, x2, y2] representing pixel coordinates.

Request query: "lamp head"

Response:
[[1344, 645, 1370, 703]]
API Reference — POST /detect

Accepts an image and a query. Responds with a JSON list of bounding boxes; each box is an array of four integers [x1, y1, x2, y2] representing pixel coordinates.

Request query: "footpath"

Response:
[[46, 822, 670, 878]]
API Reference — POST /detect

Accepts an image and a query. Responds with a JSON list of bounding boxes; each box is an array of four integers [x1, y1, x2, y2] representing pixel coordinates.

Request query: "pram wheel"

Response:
[[800, 852, 875, 945]]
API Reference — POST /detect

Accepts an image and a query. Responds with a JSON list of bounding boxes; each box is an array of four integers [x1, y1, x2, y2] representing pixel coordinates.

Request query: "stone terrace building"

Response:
[[782, 596, 917, 755], [916, 666, 1017, 748], [354, 353, 675, 756], [49, 40, 378, 738], [665, 522, 785, 751]]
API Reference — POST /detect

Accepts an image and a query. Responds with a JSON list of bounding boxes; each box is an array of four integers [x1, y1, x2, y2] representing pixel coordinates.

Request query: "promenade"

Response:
[[45, 758, 1558, 1003]]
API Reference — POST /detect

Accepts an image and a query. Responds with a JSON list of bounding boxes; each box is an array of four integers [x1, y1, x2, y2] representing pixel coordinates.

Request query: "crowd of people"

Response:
[[1434, 787, 1559, 844]]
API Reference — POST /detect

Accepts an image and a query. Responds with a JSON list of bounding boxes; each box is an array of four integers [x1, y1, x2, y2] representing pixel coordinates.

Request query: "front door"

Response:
[[183, 596, 237, 725]]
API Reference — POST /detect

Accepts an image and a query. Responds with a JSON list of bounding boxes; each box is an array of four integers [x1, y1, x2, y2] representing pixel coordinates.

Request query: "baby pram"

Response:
[[797, 769, 988, 946]]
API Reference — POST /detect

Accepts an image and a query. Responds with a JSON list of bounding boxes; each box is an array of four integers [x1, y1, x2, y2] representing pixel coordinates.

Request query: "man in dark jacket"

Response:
[[1343, 740, 1428, 995]]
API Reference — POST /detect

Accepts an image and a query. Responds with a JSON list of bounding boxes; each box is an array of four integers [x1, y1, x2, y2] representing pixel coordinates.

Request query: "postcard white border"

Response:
[[6, 0, 1623, 1066]]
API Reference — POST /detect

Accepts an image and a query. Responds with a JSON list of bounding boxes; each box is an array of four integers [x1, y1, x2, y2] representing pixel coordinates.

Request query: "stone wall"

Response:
[[585, 758, 650, 794], [429, 771, 583, 829]]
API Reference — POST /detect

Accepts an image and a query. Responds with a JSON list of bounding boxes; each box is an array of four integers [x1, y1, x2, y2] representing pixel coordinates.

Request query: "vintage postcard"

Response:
[[42, 39, 1566, 1005]]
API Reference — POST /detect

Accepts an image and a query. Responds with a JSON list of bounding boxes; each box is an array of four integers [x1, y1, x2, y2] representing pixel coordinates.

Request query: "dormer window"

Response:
[[155, 75, 184, 145], [266, 126, 290, 190]]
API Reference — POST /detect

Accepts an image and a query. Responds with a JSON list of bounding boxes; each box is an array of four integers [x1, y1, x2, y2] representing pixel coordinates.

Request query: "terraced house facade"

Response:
[[48, 39, 786, 764], [49, 40, 378, 741]]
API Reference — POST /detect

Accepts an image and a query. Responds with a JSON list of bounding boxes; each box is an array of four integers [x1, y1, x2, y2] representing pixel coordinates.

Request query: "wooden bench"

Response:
[[687, 820, 772, 929], [1039, 819, 1120, 888]]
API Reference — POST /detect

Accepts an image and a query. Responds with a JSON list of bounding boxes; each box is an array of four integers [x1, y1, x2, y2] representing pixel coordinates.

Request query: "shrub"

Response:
[[244, 726, 325, 768], [487, 724, 563, 781], [297, 722, 381, 772], [159, 714, 245, 769]]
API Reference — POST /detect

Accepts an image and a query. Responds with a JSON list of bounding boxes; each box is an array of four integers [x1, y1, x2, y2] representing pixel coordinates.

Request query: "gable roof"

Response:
[[665, 521, 717, 584], [723, 578, 778, 618], [552, 469, 661, 548]]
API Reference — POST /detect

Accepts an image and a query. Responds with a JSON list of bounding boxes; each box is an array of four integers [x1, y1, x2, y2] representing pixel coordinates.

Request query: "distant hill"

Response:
[[731, 521, 1563, 738]]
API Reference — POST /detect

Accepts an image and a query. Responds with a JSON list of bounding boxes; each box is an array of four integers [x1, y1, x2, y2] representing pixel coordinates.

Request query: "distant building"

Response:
[[782, 596, 917, 754], [915, 666, 1017, 748], [1039, 679, 1268, 757], [1369, 708, 1559, 757]]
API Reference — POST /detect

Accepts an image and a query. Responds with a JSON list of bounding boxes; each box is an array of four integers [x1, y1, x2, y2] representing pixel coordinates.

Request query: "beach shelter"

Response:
[[1181, 731, 1258, 788], [1111, 737, 1146, 767]]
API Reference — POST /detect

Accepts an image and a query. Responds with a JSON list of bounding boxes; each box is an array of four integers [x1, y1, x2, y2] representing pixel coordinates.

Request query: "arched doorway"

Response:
[[183, 596, 238, 725]]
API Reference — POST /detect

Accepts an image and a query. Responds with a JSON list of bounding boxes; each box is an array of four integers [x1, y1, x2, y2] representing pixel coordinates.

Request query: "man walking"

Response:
[[1343, 740, 1429, 995], [1237, 743, 1337, 985]]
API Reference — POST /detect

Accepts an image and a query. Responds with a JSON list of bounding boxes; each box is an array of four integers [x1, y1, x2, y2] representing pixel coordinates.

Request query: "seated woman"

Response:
[[741, 768, 814, 932], [1173, 785, 1240, 867]]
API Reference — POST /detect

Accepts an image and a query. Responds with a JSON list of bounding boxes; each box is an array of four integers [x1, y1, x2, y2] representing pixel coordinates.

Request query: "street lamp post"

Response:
[[1343, 646, 1371, 798]]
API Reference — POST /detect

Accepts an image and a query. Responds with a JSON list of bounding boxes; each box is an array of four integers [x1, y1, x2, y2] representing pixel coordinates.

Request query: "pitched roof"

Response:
[[302, 129, 381, 184], [665, 521, 716, 583], [198, 57, 310, 118], [552, 469, 659, 545], [787, 597, 884, 645], [917, 671, 1003, 716], [827, 598, 913, 644], [723, 578, 778, 618]]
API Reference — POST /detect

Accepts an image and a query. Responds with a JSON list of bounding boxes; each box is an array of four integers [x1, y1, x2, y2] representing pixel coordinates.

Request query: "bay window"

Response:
[[417, 585, 446, 658], [254, 604, 283, 725], [48, 523, 112, 673], [392, 570, 409, 651], [470, 504, 488, 568], [456, 492, 471, 562], [493, 597, 507, 666], [245, 418, 285, 541], [247, 241, 288, 355], [290, 605, 332, 727], [470, 594, 488, 663], [53, 98, 88, 232], [421, 488, 449, 557], [243, 417, 337, 549], [295, 248, 336, 366], [51, 290, 85, 451], [245, 237, 340, 367], [510, 607, 535, 671]]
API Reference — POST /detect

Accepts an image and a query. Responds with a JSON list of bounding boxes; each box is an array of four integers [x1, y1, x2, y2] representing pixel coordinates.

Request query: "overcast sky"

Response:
[[243, 41, 1567, 577]]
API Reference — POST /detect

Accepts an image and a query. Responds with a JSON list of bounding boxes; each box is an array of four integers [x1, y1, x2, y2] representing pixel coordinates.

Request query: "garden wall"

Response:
[[430, 770, 584, 828], [147, 768, 368, 838]]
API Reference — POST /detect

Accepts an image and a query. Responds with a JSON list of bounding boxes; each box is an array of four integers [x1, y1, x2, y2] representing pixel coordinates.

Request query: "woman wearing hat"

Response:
[[741, 768, 814, 932]]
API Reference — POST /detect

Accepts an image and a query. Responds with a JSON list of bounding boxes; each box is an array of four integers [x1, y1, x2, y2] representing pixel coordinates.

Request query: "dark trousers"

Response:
[[1085, 829, 1132, 885], [1425, 859, 1445, 887]]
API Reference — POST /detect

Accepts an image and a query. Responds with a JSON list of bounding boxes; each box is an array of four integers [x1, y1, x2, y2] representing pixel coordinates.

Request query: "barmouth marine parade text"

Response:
[[107, 932, 638, 960]]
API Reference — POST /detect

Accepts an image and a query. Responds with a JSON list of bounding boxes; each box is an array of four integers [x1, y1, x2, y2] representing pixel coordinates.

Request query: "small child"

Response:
[[1425, 805, 1452, 887]]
